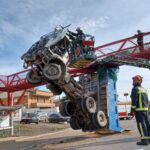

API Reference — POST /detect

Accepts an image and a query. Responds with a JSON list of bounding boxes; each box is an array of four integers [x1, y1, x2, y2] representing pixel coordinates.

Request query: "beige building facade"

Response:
[[0, 88, 55, 108]]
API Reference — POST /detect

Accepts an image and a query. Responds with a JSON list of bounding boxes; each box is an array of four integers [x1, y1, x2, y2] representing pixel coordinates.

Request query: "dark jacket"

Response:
[[67, 30, 85, 43], [131, 84, 149, 112], [137, 33, 143, 43]]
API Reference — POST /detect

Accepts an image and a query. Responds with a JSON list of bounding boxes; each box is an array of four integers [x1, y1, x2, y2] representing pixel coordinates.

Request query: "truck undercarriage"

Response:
[[21, 25, 107, 131]]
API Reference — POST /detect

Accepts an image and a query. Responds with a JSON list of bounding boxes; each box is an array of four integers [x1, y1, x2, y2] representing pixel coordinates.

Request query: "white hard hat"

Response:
[[55, 25, 62, 31]]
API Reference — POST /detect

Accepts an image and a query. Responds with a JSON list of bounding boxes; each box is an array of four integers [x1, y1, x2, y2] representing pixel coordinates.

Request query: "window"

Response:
[[37, 96, 45, 103]]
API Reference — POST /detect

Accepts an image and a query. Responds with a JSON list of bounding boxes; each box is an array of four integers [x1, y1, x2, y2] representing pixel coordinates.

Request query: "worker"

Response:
[[67, 27, 86, 58], [67, 27, 86, 46], [130, 75, 150, 145], [136, 30, 144, 52]]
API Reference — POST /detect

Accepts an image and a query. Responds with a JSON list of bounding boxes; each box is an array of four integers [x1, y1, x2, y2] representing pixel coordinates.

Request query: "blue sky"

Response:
[[0, 0, 150, 100]]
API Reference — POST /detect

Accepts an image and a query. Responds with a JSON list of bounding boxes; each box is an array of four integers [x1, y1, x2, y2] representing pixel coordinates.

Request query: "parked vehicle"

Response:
[[35, 111, 48, 122], [48, 113, 70, 123], [117, 102, 132, 120], [20, 113, 39, 124]]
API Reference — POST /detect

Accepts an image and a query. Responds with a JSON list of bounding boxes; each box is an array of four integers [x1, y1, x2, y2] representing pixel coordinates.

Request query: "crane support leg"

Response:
[[97, 67, 123, 132]]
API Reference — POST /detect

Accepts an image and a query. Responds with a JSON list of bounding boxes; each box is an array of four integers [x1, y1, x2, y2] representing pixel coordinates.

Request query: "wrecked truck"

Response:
[[21, 25, 107, 131]]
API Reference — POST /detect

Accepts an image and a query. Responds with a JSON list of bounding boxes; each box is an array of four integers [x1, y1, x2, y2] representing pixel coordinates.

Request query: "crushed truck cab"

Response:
[[21, 25, 107, 131]]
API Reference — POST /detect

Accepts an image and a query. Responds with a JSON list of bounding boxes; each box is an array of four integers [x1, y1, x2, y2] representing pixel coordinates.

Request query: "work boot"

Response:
[[136, 140, 149, 146]]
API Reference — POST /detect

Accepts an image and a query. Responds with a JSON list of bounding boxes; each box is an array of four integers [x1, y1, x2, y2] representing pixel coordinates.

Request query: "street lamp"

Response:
[[124, 93, 129, 117], [124, 93, 129, 102]]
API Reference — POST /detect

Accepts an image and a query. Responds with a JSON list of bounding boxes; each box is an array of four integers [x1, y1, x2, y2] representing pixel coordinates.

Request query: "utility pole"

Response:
[[124, 93, 129, 116]]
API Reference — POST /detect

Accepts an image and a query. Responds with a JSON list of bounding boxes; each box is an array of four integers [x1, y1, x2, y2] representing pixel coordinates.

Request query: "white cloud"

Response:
[[0, 39, 4, 49], [117, 66, 150, 101], [0, 60, 23, 75], [0, 0, 150, 100], [73, 16, 110, 33]]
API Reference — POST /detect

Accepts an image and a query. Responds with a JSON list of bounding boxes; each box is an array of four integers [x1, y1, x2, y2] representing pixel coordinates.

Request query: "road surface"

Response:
[[0, 119, 149, 150]]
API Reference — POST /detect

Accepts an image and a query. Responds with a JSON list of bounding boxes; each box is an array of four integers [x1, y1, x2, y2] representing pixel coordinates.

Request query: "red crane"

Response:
[[69, 31, 150, 74], [0, 69, 46, 106], [1, 31, 150, 106]]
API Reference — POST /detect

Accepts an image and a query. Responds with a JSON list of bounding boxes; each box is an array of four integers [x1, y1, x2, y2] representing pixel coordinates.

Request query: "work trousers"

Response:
[[137, 41, 144, 52], [135, 111, 150, 141]]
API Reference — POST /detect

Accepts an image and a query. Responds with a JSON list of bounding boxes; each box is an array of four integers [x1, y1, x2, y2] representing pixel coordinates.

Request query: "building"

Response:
[[0, 88, 55, 108]]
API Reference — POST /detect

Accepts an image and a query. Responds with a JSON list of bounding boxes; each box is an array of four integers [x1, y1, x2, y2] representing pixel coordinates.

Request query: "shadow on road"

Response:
[[68, 137, 139, 150]]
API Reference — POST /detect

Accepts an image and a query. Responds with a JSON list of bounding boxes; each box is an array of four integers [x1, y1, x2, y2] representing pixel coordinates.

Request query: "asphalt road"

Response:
[[0, 119, 150, 150]]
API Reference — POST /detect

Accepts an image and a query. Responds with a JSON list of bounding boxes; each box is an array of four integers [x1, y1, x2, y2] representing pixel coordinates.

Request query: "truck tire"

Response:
[[26, 70, 42, 84], [81, 97, 96, 114], [59, 103, 67, 116], [92, 111, 107, 128], [70, 116, 81, 130], [46, 83, 62, 95], [43, 63, 62, 81], [59, 102, 75, 117]]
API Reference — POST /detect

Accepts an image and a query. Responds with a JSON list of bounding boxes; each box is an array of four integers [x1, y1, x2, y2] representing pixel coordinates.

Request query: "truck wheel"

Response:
[[59, 103, 68, 116], [46, 83, 62, 95], [43, 63, 62, 81], [59, 102, 75, 117], [92, 111, 107, 128], [70, 116, 81, 130], [26, 70, 42, 84], [81, 97, 96, 114]]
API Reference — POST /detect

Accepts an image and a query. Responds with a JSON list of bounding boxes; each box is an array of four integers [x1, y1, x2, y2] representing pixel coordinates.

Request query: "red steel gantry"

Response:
[[1, 31, 150, 106]]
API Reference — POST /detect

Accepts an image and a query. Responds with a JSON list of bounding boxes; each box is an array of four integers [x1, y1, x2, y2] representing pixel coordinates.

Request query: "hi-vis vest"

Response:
[[131, 87, 149, 111]]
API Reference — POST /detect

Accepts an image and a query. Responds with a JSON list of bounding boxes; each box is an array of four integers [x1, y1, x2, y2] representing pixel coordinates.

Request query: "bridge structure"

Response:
[[0, 31, 150, 107]]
